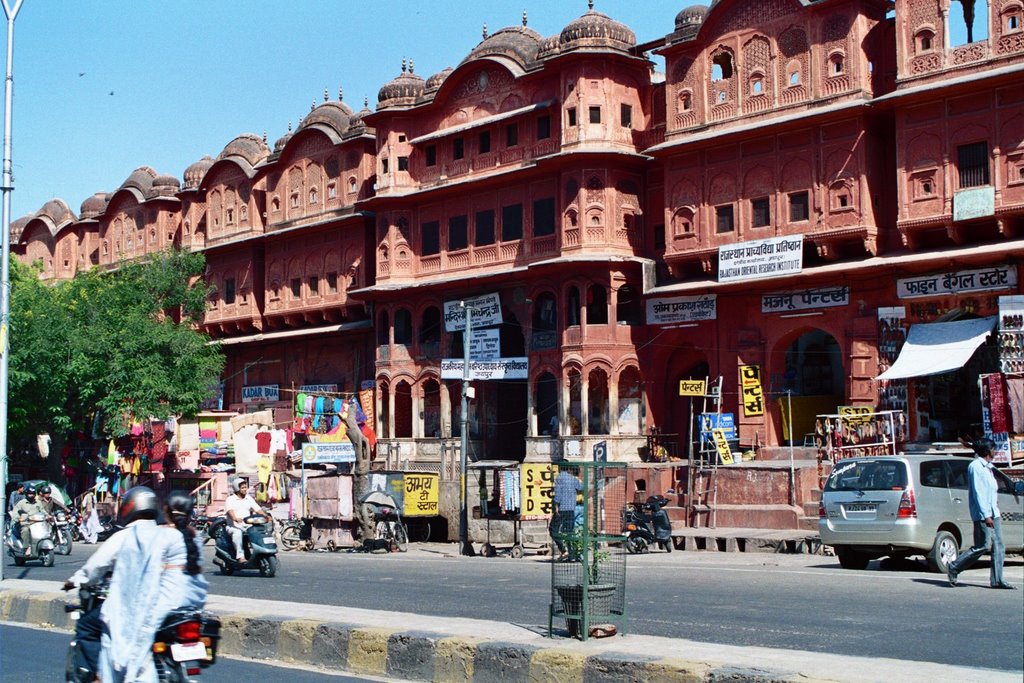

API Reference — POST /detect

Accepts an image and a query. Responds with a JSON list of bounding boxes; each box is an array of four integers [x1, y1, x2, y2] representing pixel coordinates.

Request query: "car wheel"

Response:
[[927, 530, 959, 574], [836, 546, 870, 570]]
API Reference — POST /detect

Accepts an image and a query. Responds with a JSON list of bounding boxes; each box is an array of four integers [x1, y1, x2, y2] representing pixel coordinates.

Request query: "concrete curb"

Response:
[[1, 583, 1016, 683]]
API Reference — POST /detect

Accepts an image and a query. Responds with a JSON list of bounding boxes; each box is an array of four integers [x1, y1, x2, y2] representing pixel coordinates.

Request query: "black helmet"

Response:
[[119, 486, 160, 524], [39, 485, 52, 495], [24, 485, 36, 496], [165, 490, 196, 520]]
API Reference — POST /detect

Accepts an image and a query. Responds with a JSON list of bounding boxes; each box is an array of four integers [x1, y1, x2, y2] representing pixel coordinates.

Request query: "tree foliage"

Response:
[[8, 249, 224, 450]]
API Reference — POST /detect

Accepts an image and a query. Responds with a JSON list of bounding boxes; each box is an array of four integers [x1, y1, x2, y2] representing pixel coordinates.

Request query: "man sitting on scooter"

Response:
[[39, 485, 68, 515], [225, 478, 266, 562], [11, 485, 46, 550]]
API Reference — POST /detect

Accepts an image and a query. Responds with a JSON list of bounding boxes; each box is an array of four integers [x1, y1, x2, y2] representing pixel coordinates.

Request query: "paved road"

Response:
[[0, 622, 388, 681], [7, 543, 1023, 672]]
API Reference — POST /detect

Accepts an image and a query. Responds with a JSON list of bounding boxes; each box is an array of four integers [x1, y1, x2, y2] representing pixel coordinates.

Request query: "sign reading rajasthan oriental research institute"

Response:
[[718, 235, 803, 283], [646, 294, 717, 325], [896, 265, 1017, 299]]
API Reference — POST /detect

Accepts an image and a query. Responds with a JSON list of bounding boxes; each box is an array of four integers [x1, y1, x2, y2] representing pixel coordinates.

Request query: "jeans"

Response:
[[949, 517, 1005, 586], [74, 604, 103, 675], [549, 511, 575, 553]]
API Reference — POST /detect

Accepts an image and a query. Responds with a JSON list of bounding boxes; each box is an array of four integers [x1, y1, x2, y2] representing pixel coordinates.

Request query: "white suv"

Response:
[[819, 454, 1024, 572]]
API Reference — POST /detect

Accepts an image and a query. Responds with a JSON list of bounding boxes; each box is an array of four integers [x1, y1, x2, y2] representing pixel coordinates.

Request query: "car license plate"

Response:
[[845, 503, 876, 512], [262, 536, 275, 544], [170, 641, 207, 662]]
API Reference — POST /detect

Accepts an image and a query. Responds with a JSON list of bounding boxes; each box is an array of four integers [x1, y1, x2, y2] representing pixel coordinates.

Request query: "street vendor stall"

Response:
[[469, 460, 536, 558]]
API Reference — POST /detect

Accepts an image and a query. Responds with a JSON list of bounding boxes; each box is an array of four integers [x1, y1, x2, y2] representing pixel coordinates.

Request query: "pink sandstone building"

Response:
[[13, 1, 1024, 528]]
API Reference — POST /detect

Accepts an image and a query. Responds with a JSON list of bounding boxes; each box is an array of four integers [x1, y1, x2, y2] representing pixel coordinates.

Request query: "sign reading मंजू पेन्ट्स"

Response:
[[761, 286, 849, 313]]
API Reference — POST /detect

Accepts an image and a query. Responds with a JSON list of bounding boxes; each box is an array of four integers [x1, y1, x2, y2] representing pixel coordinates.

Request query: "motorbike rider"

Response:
[[161, 490, 208, 610], [62, 486, 194, 682], [224, 477, 266, 562], [11, 485, 46, 550], [38, 484, 68, 515]]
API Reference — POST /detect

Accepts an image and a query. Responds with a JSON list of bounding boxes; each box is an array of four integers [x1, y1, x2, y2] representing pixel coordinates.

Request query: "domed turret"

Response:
[[80, 192, 110, 219], [377, 59, 425, 109], [37, 198, 77, 226], [273, 123, 294, 153], [557, 2, 636, 54], [153, 173, 181, 195], [217, 133, 270, 167], [461, 25, 543, 69], [425, 66, 453, 92], [119, 167, 157, 197], [183, 155, 214, 189], [674, 5, 708, 31], [10, 215, 29, 243]]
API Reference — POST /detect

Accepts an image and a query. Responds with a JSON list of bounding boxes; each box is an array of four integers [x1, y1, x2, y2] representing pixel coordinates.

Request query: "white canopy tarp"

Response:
[[876, 316, 996, 381]]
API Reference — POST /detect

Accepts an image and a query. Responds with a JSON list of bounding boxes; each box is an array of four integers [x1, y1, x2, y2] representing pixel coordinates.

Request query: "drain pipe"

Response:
[[787, 390, 795, 507]]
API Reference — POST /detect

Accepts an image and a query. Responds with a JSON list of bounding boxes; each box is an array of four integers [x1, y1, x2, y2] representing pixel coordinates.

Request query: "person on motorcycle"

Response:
[[62, 486, 193, 682], [11, 485, 46, 550], [161, 490, 208, 610], [38, 484, 68, 515], [224, 477, 265, 562]]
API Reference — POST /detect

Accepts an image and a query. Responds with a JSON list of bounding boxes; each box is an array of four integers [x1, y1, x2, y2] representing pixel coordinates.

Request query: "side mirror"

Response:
[[1014, 481, 1024, 496]]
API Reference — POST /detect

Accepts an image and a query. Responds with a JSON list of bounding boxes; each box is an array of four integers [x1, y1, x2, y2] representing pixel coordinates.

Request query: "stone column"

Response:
[[581, 371, 590, 437], [609, 373, 620, 436]]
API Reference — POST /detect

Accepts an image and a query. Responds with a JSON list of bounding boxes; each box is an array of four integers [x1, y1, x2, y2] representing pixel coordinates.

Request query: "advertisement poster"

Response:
[[403, 473, 440, 516], [301, 441, 355, 463], [699, 413, 736, 449], [520, 463, 555, 520]]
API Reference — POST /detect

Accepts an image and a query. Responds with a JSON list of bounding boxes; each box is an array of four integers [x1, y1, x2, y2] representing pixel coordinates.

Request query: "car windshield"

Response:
[[825, 459, 908, 491]]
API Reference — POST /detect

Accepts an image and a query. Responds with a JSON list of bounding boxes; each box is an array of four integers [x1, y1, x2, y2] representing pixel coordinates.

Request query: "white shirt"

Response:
[[224, 493, 261, 529]]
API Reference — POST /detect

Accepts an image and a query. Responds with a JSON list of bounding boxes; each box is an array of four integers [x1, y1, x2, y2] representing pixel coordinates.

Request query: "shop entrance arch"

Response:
[[775, 329, 845, 445]]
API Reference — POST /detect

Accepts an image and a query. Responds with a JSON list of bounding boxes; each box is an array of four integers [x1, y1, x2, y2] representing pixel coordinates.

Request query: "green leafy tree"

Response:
[[8, 249, 224, 481]]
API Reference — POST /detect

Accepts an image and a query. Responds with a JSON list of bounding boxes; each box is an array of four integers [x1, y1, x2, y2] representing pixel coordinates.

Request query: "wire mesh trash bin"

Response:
[[548, 461, 628, 640]]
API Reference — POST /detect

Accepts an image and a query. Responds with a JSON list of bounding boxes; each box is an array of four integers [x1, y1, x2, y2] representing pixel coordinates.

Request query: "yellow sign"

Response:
[[679, 379, 707, 396], [403, 473, 439, 517], [712, 428, 734, 465], [520, 463, 556, 520], [838, 405, 873, 425], [739, 364, 765, 417]]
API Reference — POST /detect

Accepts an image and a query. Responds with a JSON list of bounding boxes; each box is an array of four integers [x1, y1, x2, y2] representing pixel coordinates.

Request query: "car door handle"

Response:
[[952, 497, 963, 503]]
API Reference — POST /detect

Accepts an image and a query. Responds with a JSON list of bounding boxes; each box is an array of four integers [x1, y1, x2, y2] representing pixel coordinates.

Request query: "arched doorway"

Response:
[[394, 380, 413, 438], [535, 372, 558, 436], [777, 329, 844, 445], [670, 360, 709, 459]]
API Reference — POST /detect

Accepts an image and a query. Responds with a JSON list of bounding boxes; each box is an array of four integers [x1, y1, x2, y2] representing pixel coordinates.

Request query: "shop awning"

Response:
[[876, 316, 997, 381]]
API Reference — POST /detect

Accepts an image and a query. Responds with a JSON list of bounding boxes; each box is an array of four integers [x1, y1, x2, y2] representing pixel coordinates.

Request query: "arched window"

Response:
[[916, 29, 935, 52], [419, 306, 441, 346], [616, 285, 642, 326], [588, 368, 609, 435], [829, 53, 844, 75], [377, 310, 390, 346], [587, 284, 608, 325], [394, 308, 413, 345], [535, 372, 559, 436], [394, 380, 413, 438], [422, 378, 441, 438], [617, 366, 643, 434], [532, 292, 557, 332], [673, 207, 694, 236], [568, 368, 583, 435], [567, 286, 581, 326]]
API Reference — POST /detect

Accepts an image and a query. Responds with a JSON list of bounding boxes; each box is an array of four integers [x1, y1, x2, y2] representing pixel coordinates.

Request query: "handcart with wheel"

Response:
[[469, 460, 542, 558]]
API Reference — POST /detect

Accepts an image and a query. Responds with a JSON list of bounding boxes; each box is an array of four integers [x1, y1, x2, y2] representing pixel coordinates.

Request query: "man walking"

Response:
[[550, 466, 582, 560], [947, 438, 1016, 589]]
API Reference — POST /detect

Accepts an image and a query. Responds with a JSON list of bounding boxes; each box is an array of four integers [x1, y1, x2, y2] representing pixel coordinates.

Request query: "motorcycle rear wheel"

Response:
[[258, 555, 279, 578], [626, 535, 648, 554], [58, 535, 73, 556]]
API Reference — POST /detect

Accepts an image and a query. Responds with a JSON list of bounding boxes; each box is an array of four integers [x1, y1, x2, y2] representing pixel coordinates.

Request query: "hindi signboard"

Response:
[[443, 293, 503, 332], [301, 441, 355, 464], [520, 463, 556, 520], [403, 473, 440, 516], [739, 365, 765, 417], [699, 413, 736, 449], [712, 428, 735, 465], [719, 235, 803, 283], [441, 357, 529, 380], [242, 384, 279, 404], [646, 294, 717, 325], [896, 265, 1016, 299], [761, 286, 849, 314], [679, 379, 707, 397], [469, 328, 501, 360]]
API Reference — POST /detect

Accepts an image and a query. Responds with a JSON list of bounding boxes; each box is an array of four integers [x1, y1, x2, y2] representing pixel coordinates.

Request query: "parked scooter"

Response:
[[64, 580, 222, 682], [623, 495, 673, 554], [53, 509, 75, 555], [212, 514, 279, 577], [7, 512, 57, 566]]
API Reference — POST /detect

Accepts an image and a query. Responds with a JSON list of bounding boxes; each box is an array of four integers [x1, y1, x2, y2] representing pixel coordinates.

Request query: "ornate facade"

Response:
[[14, 0, 1024, 469]]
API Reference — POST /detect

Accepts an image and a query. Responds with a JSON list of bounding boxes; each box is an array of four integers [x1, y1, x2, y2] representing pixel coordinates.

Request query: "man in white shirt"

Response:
[[224, 478, 264, 561]]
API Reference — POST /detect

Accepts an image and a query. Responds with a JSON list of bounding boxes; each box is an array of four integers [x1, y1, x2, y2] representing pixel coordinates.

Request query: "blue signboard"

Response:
[[699, 413, 736, 448]]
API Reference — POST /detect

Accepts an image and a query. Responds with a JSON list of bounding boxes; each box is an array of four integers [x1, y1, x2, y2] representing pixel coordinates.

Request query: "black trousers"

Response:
[[74, 605, 103, 675]]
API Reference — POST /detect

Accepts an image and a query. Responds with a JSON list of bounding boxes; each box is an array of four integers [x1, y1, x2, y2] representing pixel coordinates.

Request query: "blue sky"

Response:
[[5, 1, 982, 221], [5, 1, 680, 220]]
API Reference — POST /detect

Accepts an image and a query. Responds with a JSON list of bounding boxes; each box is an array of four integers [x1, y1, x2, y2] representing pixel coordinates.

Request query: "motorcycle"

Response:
[[7, 512, 57, 566], [65, 581, 221, 682], [623, 495, 673, 554], [67, 508, 85, 542], [193, 512, 226, 546], [54, 509, 76, 555], [212, 514, 279, 577]]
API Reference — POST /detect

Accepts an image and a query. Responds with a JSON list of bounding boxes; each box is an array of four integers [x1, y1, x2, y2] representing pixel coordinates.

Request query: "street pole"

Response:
[[459, 300, 472, 555], [0, 0, 24, 585]]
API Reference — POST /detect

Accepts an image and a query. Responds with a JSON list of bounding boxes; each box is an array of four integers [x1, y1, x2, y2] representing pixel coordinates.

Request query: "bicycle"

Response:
[[374, 507, 408, 552], [278, 517, 311, 551]]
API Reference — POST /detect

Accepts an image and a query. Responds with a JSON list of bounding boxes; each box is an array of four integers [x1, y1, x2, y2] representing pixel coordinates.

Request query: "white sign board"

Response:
[[762, 286, 849, 313], [443, 293, 503, 332], [242, 384, 279, 404], [646, 294, 717, 325], [896, 265, 1016, 299], [719, 235, 803, 283], [299, 384, 338, 394], [469, 328, 501, 360], [302, 441, 355, 464], [441, 357, 529, 380]]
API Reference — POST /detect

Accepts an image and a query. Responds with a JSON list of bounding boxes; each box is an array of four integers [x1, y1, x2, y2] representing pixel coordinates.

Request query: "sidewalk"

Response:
[[0, 577, 1016, 683]]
